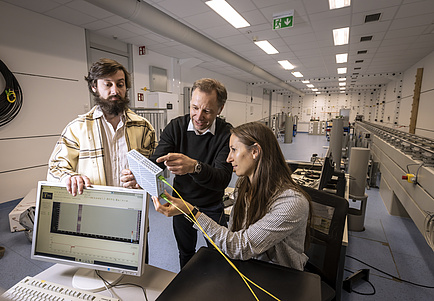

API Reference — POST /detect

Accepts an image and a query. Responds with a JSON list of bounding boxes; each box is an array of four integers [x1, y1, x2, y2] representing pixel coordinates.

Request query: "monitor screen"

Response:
[[31, 181, 149, 289], [318, 155, 334, 191]]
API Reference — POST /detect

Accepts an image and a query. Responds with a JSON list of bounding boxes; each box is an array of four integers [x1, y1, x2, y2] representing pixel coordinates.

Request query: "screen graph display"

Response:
[[32, 183, 148, 276]]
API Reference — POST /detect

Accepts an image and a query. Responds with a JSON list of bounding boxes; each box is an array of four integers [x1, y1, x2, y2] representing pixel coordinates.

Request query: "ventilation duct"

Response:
[[85, 0, 304, 96]]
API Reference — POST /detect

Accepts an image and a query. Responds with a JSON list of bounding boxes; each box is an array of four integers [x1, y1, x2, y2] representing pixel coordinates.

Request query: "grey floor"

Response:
[[1, 132, 433, 300]]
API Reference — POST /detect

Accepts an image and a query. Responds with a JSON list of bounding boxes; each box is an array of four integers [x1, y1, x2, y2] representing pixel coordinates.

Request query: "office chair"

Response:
[[302, 185, 349, 301]]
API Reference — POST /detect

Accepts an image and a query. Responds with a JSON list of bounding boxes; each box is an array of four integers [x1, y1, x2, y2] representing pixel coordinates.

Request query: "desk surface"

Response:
[[157, 247, 321, 301], [36, 263, 176, 300]]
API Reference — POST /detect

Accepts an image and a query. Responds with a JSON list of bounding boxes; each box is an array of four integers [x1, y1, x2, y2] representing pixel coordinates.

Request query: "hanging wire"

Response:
[[158, 176, 282, 301], [0, 60, 23, 127]]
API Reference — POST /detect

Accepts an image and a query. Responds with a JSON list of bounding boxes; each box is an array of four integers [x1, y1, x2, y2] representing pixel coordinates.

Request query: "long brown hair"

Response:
[[230, 122, 311, 247]]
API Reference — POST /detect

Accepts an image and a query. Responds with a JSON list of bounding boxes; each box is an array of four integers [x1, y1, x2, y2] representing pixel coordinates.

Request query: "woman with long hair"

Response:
[[153, 121, 311, 270]]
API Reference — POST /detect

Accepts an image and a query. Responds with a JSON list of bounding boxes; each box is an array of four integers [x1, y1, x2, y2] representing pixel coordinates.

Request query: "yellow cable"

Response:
[[159, 177, 281, 301], [159, 191, 258, 300]]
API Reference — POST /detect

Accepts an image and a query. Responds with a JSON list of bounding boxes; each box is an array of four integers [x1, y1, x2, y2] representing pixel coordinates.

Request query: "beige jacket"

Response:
[[47, 106, 157, 185]]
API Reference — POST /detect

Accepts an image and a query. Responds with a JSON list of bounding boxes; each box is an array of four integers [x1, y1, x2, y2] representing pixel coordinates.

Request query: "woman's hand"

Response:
[[152, 190, 194, 217]]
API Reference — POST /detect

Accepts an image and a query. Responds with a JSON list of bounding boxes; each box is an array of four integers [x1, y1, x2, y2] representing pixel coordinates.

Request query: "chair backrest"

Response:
[[302, 185, 349, 290]]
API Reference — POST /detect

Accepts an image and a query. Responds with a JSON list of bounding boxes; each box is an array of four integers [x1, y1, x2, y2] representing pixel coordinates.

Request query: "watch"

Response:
[[191, 206, 199, 218], [193, 161, 202, 174], [185, 206, 199, 223]]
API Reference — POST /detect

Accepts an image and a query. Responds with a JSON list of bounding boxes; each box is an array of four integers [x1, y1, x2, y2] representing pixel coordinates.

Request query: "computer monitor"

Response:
[[318, 154, 346, 198], [318, 155, 335, 191], [31, 181, 149, 291]]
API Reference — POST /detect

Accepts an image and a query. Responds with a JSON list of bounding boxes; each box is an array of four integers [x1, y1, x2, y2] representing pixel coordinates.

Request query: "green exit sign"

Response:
[[273, 10, 294, 30]]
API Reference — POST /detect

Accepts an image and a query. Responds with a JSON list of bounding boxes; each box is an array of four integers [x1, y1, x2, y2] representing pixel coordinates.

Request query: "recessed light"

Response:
[[306, 84, 315, 88], [278, 60, 295, 70], [338, 78, 346, 81], [206, 0, 250, 28], [312, 88, 318, 91], [333, 27, 350, 45], [339, 82, 346, 86], [336, 53, 348, 63], [337, 67, 347, 74], [340, 87, 346, 90], [291, 71, 303, 78], [302, 80, 310, 83], [254, 40, 279, 54], [329, 0, 351, 10]]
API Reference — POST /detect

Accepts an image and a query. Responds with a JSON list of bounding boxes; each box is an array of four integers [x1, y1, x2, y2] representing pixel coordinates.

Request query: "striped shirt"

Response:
[[194, 188, 309, 270], [47, 106, 157, 186]]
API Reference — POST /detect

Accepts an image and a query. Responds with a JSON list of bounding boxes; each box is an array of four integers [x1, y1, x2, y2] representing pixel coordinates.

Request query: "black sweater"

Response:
[[150, 115, 233, 207]]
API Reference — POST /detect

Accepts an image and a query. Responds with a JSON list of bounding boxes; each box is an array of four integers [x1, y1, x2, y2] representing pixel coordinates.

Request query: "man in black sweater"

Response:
[[123, 78, 233, 268]]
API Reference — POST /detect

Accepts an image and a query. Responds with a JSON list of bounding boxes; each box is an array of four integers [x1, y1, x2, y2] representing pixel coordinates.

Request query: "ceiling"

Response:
[[4, 0, 434, 94]]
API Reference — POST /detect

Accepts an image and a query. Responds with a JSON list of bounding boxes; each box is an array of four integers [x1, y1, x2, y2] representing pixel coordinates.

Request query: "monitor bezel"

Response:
[[31, 181, 149, 277]]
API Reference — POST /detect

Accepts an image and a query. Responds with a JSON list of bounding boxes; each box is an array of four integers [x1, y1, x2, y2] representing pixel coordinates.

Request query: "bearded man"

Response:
[[47, 58, 157, 196]]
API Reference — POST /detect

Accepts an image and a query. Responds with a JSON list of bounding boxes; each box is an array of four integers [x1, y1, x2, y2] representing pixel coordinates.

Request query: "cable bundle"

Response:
[[0, 59, 23, 127]]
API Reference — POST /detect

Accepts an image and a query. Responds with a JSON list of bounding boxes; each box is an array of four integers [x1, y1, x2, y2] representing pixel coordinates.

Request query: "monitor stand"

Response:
[[72, 268, 123, 292]]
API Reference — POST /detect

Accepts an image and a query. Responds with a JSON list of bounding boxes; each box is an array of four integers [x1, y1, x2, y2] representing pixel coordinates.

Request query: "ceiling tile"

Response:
[[8, 0, 434, 93]]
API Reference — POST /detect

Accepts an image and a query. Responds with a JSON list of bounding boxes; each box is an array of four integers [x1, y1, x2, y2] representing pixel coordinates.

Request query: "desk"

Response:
[[157, 247, 321, 301], [35, 263, 176, 300]]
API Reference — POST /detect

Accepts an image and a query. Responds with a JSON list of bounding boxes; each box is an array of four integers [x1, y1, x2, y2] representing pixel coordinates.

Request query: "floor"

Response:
[[1, 132, 433, 300]]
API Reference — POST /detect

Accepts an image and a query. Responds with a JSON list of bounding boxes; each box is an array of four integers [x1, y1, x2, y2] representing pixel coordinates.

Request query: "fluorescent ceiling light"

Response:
[[306, 84, 314, 88], [333, 27, 349, 45], [338, 77, 346, 81], [316, 92, 321, 94], [206, 0, 250, 28], [254, 40, 279, 54], [340, 91, 345, 93], [340, 87, 346, 90], [278, 60, 295, 70], [291, 71, 303, 78], [312, 88, 318, 92], [336, 53, 348, 63], [302, 80, 310, 83], [339, 82, 346, 86], [337, 67, 347, 74], [329, 0, 351, 10]]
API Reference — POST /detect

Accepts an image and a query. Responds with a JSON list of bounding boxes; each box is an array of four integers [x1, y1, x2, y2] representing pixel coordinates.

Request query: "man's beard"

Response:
[[94, 94, 130, 116]]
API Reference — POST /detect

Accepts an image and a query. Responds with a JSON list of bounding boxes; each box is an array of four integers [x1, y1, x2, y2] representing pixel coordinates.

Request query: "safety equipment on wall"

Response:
[[0, 59, 23, 127]]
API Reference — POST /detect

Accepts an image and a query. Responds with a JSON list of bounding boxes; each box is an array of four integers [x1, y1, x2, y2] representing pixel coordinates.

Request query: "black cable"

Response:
[[114, 283, 149, 301], [344, 268, 376, 295], [0, 60, 23, 127], [346, 255, 434, 289], [95, 270, 149, 301]]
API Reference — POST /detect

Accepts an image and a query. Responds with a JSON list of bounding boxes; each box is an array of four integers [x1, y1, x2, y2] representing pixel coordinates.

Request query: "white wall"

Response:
[[369, 50, 434, 139], [288, 90, 380, 132], [0, 2, 88, 203], [400, 50, 434, 139]]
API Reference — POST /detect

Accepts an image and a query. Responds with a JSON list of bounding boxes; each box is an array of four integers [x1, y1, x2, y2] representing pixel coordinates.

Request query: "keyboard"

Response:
[[2, 276, 119, 301]]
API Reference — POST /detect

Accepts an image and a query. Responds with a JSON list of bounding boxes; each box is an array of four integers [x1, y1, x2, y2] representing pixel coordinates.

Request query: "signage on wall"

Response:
[[139, 46, 146, 55], [137, 93, 144, 102], [273, 10, 294, 30]]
